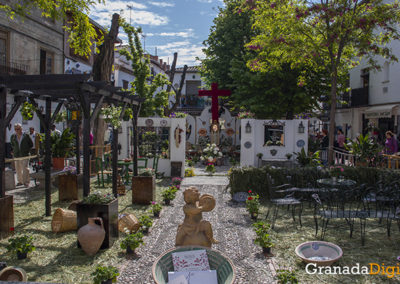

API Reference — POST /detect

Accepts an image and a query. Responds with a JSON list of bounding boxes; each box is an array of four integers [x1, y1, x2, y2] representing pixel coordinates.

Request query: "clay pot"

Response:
[[16, 252, 27, 260], [77, 217, 105, 256], [263, 247, 271, 254], [251, 213, 258, 220]]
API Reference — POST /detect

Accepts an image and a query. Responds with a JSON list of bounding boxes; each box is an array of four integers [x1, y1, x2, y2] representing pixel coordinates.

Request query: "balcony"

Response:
[[351, 87, 369, 107], [337, 92, 350, 109], [0, 61, 29, 75]]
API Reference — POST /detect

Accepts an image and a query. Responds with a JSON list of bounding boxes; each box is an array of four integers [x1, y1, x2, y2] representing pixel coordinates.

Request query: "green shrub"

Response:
[[228, 166, 400, 199]]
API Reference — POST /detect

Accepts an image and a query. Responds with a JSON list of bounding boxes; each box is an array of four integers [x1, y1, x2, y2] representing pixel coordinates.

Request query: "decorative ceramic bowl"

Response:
[[0, 267, 27, 281], [295, 241, 343, 266], [152, 246, 235, 284]]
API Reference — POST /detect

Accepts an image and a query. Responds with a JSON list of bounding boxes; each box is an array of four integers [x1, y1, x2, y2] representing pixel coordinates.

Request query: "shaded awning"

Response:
[[364, 104, 399, 119]]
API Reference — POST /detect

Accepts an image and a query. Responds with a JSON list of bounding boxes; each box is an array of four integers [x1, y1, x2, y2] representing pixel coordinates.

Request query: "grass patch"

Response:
[[0, 178, 171, 283], [257, 200, 400, 283]]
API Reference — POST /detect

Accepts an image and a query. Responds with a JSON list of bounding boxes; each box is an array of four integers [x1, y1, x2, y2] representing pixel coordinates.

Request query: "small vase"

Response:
[[153, 212, 160, 218], [263, 247, 271, 254], [77, 217, 105, 256], [16, 251, 27, 260], [164, 199, 171, 205]]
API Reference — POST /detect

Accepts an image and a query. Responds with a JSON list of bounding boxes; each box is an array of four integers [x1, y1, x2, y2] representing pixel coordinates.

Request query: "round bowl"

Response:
[[295, 241, 343, 266], [0, 267, 27, 281], [152, 246, 235, 284]]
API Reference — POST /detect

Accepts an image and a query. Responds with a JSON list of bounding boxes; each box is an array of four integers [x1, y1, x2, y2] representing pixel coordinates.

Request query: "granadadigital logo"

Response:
[[306, 263, 400, 279]]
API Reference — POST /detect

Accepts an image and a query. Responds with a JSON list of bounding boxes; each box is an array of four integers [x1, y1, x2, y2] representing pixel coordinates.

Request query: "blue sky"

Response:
[[90, 0, 224, 67]]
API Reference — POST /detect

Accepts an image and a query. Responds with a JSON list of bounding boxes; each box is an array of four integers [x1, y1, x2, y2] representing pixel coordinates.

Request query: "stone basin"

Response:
[[295, 241, 343, 266]]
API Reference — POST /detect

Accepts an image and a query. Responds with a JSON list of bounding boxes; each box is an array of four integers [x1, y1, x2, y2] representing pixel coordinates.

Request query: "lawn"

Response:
[[258, 200, 400, 283], [0, 178, 170, 283]]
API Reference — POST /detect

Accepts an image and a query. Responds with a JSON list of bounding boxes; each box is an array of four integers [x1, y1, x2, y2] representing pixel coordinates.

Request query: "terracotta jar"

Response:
[[77, 217, 105, 256]]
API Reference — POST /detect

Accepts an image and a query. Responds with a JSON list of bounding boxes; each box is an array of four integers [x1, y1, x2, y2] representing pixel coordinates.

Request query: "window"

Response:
[[40, 49, 54, 74], [122, 80, 129, 89], [0, 30, 8, 66], [361, 68, 369, 88], [383, 61, 390, 82]]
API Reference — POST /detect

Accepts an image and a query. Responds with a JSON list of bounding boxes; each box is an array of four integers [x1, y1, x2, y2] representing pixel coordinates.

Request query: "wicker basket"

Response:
[[118, 213, 140, 233], [51, 208, 77, 233], [152, 246, 236, 284]]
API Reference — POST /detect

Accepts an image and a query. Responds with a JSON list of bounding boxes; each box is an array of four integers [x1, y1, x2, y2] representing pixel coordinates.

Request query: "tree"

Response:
[[244, 0, 400, 163], [119, 20, 172, 117], [1, 0, 103, 57], [201, 0, 325, 118], [164, 52, 188, 117]]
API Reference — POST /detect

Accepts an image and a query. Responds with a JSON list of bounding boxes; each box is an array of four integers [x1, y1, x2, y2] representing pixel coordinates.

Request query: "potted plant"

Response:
[[255, 232, 274, 254], [205, 163, 216, 175], [6, 235, 36, 259], [161, 186, 177, 205], [276, 269, 299, 284], [184, 167, 195, 177], [76, 192, 118, 249], [120, 231, 144, 254], [246, 190, 260, 220], [91, 265, 119, 284], [132, 168, 156, 205], [345, 133, 383, 167], [122, 108, 133, 121], [51, 128, 75, 170], [285, 153, 293, 160], [20, 102, 36, 120], [100, 106, 123, 128], [138, 214, 153, 233], [172, 177, 183, 187], [294, 148, 321, 167], [150, 201, 162, 217]]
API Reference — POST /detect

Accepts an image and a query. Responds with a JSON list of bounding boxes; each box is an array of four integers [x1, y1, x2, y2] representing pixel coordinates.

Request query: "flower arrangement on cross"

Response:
[[200, 143, 223, 164]]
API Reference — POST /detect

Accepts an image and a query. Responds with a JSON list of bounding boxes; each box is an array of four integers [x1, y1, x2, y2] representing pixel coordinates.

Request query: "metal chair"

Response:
[[266, 180, 303, 229]]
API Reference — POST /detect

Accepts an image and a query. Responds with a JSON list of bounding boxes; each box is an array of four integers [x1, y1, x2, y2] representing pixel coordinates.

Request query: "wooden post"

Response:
[[0, 86, 6, 198], [75, 124, 80, 174], [44, 98, 52, 216], [133, 104, 141, 177], [81, 93, 91, 197], [112, 127, 118, 197]]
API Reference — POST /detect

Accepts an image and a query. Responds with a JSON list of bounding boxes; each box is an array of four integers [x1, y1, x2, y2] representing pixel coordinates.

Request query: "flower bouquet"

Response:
[[200, 143, 223, 165]]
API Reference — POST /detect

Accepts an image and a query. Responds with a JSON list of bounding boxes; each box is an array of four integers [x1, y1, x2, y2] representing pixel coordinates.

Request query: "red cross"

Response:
[[198, 83, 231, 123]]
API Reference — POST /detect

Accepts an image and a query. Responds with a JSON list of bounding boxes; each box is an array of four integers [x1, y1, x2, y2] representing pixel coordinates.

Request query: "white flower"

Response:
[[208, 157, 213, 162], [200, 156, 204, 161], [211, 143, 216, 147], [213, 150, 217, 154], [218, 152, 223, 157], [215, 147, 219, 151]]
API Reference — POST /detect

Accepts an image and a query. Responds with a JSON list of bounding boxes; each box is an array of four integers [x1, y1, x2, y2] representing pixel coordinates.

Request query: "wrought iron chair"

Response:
[[312, 185, 367, 245], [265, 178, 303, 229]]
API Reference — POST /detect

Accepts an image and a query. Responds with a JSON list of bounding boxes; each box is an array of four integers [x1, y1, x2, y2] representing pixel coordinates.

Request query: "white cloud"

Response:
[[197, 0, 213, 3], [157, 42, 204, 67], [148, 1, 175, 7], [91, 1, 168, 26], [159, 29, 195, 38]]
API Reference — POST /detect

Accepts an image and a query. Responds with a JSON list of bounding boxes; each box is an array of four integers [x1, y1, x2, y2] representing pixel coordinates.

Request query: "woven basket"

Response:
[[51, 208, 77, 233], [118, 213, 140, 233], [152, 246, 235, 284]]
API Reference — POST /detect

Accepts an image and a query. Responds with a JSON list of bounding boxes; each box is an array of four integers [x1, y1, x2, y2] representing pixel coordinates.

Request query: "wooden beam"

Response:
[[5, 97, 23, 127], [90, 95, 105, 128], [80, 92, 91, 197], [44, 98, 52, 216], [50, 101, 65, 125], [0, 86, 6, 198], [112, 127, 118, 197], [133, 103, 141, 176]]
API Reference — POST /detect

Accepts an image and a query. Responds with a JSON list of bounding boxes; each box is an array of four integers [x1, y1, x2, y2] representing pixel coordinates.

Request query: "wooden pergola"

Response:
[[0, 74, 142, 237]]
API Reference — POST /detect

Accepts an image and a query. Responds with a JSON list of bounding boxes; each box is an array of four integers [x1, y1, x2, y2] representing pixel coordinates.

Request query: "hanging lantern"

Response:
[[245, 121, 252, 133], [298, 121, 305, 134]]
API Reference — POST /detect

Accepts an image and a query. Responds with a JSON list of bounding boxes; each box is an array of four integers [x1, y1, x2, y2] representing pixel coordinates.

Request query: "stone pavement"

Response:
[[118, 172, 277, 284]]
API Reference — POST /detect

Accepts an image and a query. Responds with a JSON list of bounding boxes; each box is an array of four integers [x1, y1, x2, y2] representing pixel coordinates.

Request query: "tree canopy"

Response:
[[201, 0, 326, 119], [119, 20, 172, 117], [1, 0, 103, 57], [244, 0, 400, 162]]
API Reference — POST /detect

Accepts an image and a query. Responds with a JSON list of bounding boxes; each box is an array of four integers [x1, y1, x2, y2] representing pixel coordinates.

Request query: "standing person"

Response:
[[28, 126, 39, 155], [51, 124, 61, 136], [385, 131, 398, 154], [336, 129, 345, 149], [10, 123, 33, 187], [320, 129, 329, 165]]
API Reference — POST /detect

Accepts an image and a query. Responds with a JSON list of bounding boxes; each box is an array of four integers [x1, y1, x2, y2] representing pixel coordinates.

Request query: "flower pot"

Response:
[[164, 199, 171, 206], [141, 227, 149, 234], [126, 246, 134, 255], [132, 176, 155, 205], [263, 247, 271, 254], [101, 280, 112, 284], [77, 217, 105, 256], [153, 212, 160, 218], [16, 252, 27, 260], [52, 157, 65, 170], [251, 213, 258, 220]]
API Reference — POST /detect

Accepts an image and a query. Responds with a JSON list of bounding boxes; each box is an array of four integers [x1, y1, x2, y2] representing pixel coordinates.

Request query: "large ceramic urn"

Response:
[[77, 217, 105, 256]]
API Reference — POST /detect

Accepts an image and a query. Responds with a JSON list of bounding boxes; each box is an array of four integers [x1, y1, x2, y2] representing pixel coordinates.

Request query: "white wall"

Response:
[[118, 117, 186, 177], [240, 119, 308, 167]]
